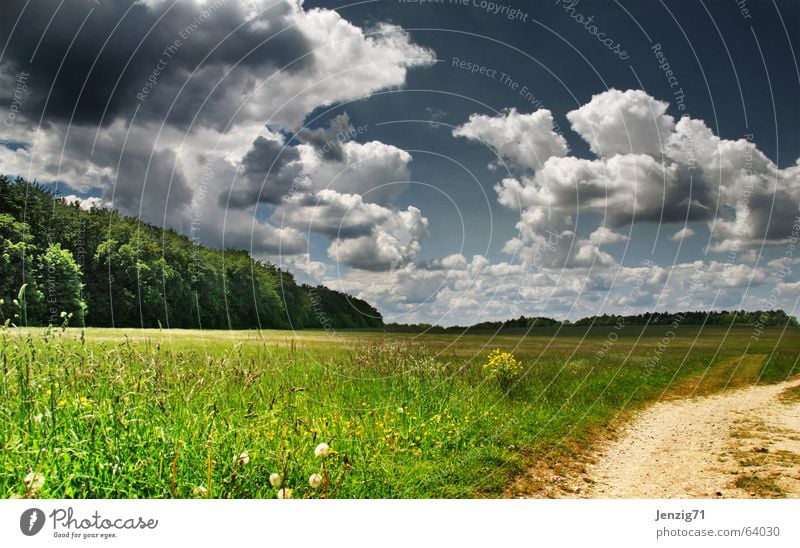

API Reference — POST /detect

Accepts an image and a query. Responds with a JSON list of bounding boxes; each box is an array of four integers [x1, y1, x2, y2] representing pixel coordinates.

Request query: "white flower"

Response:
[[269, 473, 281, 487], [308, 473, 323, 489], [277, 488, 293, 499], [24, 471, 45, 493], [32, 413, 43, 423], [59, 311, 67, 318], [192, 485, 208, 497], [314, 443, 330, 458], [236, 451, 250, 466]]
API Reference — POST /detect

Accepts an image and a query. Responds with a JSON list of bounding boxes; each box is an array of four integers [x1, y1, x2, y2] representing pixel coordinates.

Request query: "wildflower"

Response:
[[397, 407, 405, 414], [308, 473, 322, 489], [269, 473, 281, 487], [192, 485, 208, 497], [60, 311, 67, 318], [24, 471, 45, 493], [57, 400, 66, 407], [236, 452, 250, 466], [314, 443, 330, 458], [483, 348, 524, 388], [276, 488, 293, 499], [32, 413, 43, 423]]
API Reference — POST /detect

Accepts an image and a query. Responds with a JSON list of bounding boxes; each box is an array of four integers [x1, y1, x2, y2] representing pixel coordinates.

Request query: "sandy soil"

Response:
[[581, 377, 800, 498]]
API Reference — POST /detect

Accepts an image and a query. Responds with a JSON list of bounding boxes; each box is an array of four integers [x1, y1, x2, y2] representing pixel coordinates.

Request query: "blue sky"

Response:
[[1, 0, 798, 324]]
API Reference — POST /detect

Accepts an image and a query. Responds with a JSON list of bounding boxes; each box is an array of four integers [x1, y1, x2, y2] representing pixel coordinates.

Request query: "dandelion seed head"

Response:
[[269, 473, 281, 487], [308, 473, 322, 489], [314, 442, 330, 458]]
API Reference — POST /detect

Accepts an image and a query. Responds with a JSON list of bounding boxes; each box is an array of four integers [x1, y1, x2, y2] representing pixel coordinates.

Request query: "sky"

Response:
[[1, 0, 799, 326]]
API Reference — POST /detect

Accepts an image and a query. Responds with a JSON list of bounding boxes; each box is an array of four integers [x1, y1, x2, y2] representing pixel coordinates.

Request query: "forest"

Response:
[[0, 176, 383, 329]]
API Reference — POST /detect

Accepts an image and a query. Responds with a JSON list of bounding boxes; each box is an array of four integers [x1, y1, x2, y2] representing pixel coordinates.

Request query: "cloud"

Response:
[[277, 189, 402, 239], [280, 253, 329, 285], [589, 226, 629, 245], [566, 88, 675, 157], [299, 138, 412, 205], [670, 227, 696, 241], [262, 15, 435, 129], [305, 191, 428, 271], [0, 0, 312, 129], [453, 108, 567, 171], [298, 112, 354, 162], [62, 195, 105, 210], [416, 253, 468, 271], [269, 188, 428, 271], [228, 133, 305, 208], [473, 89, 800, 267], [231, 113, 412, 209]]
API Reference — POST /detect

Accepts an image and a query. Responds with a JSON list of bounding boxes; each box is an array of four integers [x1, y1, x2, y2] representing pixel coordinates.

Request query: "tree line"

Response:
[[386, 310, 799, 333], [0, 176, 383, 329]]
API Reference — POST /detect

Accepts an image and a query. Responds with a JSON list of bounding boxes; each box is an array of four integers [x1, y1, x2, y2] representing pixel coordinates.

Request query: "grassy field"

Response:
[[1, 324, 798, 498]]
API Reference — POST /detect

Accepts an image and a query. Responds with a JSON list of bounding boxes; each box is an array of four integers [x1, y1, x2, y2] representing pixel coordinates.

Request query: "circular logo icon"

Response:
[[20, 508, 46, 536]]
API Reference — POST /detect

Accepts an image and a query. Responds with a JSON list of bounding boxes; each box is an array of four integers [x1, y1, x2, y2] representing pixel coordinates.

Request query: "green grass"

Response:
[[1, 325, 798, 498]]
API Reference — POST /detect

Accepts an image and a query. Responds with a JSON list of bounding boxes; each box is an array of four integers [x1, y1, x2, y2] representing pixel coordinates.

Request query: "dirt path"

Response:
[[581, 377, 800, 498]]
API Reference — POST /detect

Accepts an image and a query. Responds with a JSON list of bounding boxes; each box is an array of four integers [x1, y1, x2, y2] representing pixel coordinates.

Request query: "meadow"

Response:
[[1, 324, 798, 498]]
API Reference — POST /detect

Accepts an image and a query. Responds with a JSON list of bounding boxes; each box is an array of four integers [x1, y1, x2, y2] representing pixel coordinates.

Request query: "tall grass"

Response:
[[1, 325, 797, 498]]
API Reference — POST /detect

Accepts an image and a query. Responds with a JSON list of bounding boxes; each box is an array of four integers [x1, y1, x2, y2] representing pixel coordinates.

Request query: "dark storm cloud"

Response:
[[297, 113, 353, 162], [746, 190, 800, 242], [108, 146, 193, 229], [50, 123, 194, 227], [0, 0, 311, 129], [227, 135, 302, 208]]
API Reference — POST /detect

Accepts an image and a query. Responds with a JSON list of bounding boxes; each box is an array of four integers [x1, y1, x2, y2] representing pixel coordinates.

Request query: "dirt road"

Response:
[[582, 377, 800, 498]]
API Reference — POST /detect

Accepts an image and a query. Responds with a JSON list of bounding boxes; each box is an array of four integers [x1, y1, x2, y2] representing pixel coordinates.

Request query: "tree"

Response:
[[0, 213, 41, 324], [33, 243, 86, 325]]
